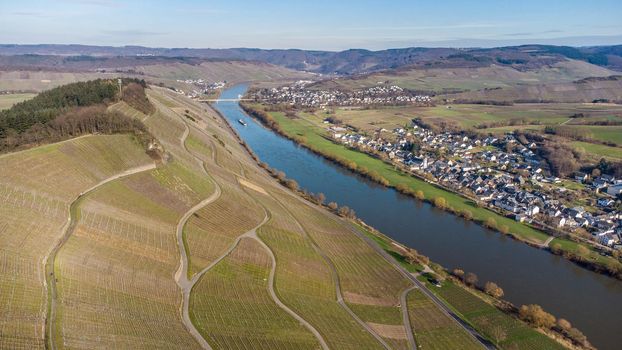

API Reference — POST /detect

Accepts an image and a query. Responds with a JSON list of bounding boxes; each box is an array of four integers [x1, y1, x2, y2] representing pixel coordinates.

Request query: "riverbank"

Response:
[[240, 102, 622, 281], [209, 97, 587, 350]]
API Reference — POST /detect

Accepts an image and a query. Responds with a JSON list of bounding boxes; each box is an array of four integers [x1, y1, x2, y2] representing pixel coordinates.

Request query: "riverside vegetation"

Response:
[[240, 102, 622, 281]]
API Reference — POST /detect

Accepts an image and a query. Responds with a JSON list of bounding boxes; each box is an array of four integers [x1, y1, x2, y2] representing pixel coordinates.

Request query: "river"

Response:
[[213, 84, 622, 350]]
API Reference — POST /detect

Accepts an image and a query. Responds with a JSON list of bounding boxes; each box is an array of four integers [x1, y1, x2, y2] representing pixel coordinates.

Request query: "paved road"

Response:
[[44, 162, 157, 350], [400, 286, 418, 350]]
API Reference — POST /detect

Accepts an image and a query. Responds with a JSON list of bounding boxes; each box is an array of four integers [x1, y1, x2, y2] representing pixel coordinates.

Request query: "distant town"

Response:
[[174, 79, 226, 98], [250, 81, 433, 107]]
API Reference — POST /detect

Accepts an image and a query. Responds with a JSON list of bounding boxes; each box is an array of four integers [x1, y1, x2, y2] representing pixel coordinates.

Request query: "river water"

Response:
[[213, 84, 622, 350]]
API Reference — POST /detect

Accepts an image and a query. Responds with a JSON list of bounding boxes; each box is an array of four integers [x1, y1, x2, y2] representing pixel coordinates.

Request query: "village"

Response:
[[250, 81, 433, 107], [174, 79, 226, 98], [327, 119, 622, 249]]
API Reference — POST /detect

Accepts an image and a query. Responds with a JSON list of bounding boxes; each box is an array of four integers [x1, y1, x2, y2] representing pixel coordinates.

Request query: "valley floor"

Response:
[[0, 86, 573, 350]]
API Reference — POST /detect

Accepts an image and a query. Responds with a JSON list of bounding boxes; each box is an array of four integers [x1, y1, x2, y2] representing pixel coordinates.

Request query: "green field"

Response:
[[406, 288, 481, 350], [430, 281, 566, 350], [572, 141, 622, 160], [566, 125, 622, 145], [329, 103, 622, 136], [0, 93, 36, 110]]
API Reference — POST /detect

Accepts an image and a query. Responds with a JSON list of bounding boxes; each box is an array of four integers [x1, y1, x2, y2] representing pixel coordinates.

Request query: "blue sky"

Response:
[[1, 0, 621, 50]]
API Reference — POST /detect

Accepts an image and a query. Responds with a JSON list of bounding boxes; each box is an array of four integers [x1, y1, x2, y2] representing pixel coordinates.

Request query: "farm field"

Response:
[[256, 190, 388, 349], [0, 134, 153, 349], [54, 162, 211, 349], [572, 141, 622, 160], [0, 70, 118, 92], [564, 125, 622, 145], [280, 191, 412, 349], [406, 288, 481, 350], [331, 103, 622, 132], [184, 179, 264, 277], [0, 93, 35, 110], [313, 60, 616, 92], [189, 237, 320, 349]]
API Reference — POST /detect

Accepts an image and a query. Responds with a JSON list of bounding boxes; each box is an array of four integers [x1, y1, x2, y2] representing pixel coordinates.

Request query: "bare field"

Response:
[[313, 60, 616, 92]]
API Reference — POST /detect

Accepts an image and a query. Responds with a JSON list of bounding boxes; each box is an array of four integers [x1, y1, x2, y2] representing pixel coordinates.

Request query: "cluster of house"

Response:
[[329, 122, 622, 248], [251, 82, 432, 107], [175, 79, 226, 98]]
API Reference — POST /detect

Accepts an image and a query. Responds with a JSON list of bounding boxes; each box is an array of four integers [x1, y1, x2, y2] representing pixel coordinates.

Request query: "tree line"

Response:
[[0, 78, 156, 154], [0, 78, 149, 138]]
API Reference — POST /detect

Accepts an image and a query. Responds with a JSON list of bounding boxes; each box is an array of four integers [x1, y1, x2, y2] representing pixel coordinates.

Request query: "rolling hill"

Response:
[[2, 44, 622, 75]]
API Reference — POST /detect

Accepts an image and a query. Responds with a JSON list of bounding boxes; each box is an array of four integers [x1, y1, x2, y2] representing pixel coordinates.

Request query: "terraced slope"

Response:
[[406, 288, 481, 349], [184, 180, 264, 277], [189, 237, 321, 349], [0, 134, 153, 349], [53, 161, 213, 349]]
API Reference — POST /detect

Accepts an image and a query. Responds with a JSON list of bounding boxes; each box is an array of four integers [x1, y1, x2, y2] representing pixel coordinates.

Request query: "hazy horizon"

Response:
[[1, 0, 621, 51]]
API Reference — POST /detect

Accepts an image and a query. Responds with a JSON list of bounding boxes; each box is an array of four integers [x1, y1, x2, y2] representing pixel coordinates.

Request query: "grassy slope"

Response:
[[566, 125, 622, 145], [428, 281, 566, 350], [406, 288, 482, 350], [0, 93, 36, 110], [572, 141, 622, 160]]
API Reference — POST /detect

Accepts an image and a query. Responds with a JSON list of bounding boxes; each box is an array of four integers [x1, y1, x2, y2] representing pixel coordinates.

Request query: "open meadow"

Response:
[[0, 93, 36, 110]]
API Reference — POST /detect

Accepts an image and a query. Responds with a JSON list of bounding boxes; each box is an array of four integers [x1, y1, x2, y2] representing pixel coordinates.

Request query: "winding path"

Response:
[[249, 229, 330, 350], [44, 162, 157, 350], [542, 236, 555, 248], [173, 105, 328, 349], [264, 191, 392, 350], [400, 286, 418, 350]]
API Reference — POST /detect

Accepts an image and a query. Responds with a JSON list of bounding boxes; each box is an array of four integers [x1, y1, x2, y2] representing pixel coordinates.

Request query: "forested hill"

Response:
[[1, 44, 622, 74], [0, 78, 154, 152]]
